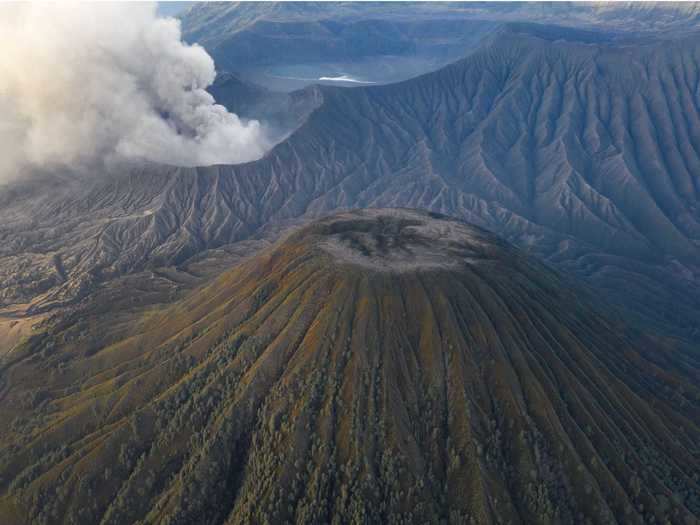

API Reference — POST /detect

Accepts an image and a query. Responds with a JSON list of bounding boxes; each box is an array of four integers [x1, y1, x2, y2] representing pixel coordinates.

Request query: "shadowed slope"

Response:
[[1, 209, 697, 525]]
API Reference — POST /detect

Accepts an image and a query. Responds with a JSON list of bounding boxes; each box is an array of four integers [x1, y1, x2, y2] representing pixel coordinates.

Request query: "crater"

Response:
[[313, 208, 494, 272]]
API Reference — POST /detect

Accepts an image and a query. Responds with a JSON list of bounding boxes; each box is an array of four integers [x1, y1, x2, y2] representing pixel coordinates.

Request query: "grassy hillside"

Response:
[[0, 209, 698, 524]]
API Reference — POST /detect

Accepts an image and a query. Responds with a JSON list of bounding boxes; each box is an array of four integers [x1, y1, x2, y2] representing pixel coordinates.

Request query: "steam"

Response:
[[0, 2, 269, 182]]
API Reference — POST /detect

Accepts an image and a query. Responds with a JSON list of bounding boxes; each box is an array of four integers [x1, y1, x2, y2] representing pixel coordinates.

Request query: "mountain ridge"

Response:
[[1, 25, 699, 342]]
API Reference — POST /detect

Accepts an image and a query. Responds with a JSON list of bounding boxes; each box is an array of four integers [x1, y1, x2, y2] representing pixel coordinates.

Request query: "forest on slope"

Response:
[[1, 210, 697, 524]]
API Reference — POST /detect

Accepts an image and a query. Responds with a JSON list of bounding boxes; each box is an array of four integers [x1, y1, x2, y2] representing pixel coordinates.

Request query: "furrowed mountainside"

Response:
[[1, 210, 698, 525], [1, 25, 700, 341]]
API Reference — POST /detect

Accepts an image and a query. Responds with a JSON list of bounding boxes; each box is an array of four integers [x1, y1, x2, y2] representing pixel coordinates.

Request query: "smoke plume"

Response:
[[0, 2, 269, 181]]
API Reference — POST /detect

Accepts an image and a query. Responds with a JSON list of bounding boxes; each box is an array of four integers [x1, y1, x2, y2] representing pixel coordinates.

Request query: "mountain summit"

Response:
[[1, 209, 697, 524]]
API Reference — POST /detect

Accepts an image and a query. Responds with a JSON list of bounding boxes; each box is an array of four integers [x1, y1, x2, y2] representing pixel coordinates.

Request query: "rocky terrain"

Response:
[[1, 209, 697, 524], [1, 25, 699, 343]]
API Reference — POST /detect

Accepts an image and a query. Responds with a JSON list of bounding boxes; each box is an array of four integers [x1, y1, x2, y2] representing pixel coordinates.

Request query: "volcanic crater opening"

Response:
[[314, 209, 494, 272]]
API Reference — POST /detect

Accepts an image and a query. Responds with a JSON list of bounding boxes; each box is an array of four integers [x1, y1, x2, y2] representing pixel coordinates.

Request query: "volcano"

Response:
[[4, 26, 700, 344], [0, 209, 698, 525]]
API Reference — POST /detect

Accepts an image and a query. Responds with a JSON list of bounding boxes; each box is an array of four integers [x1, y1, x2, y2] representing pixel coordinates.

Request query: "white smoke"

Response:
[[0, 2, 269, 182]]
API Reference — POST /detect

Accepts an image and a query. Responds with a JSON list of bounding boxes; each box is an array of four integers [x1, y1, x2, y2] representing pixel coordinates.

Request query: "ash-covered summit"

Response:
[[308, 208, 503, 272]]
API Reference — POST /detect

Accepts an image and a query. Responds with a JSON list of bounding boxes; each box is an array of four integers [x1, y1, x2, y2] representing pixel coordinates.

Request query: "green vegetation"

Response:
[[0, 210, 698, 525]]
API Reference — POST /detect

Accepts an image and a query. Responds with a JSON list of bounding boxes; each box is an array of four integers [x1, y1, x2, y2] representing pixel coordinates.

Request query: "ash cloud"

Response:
[[0, 2, 269, 182]]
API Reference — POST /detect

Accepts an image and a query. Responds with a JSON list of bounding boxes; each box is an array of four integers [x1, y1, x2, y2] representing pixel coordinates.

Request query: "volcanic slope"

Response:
[[1, 209, 698, 525], [2, 25, 700, 343]]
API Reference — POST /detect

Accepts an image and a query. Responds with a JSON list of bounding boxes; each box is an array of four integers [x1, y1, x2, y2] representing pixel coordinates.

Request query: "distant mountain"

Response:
[[1, 209, 697, 524], [2, 25, 698, 342], [180, 1, 700, 44], [179, 2, 700, 88], [179, 2, 500, 87]]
